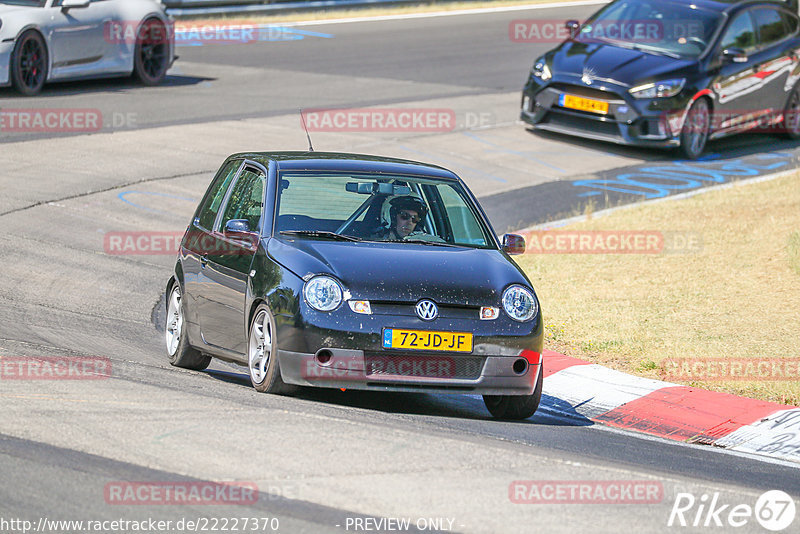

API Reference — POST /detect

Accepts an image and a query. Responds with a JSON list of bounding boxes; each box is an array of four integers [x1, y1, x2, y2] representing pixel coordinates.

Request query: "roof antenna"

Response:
[[300, 109, 314, 152]]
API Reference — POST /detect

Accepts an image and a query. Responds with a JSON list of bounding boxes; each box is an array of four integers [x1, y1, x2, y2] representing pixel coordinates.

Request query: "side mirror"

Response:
[[61, 0, 91, 9], [502, 234, 526, 255], [565, 20, 580, 39], [721, 48, 747, 63], [223, 219, 259, 248]]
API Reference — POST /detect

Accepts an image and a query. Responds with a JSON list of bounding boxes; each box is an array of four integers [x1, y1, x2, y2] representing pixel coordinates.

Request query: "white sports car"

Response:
[[0, 0, 175, 95]]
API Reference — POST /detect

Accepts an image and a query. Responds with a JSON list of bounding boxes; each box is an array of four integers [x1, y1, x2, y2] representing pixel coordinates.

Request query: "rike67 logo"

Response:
[[668, 490, 796, 531]]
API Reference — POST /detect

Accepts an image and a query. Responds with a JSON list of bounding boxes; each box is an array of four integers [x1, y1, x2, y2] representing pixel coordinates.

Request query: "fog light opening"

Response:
[[316, 349, 333, 365], [513, 358, 528, 375]]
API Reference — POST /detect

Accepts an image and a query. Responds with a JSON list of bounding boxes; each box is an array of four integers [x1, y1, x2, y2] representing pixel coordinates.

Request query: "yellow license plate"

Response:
[[382, 329, 473, 352], [560, 94, 609, 115]]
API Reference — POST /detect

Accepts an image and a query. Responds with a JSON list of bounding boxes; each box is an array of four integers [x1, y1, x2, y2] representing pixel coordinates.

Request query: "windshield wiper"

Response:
[[280, 230, 362, 242], [402, 237, 462, 247]]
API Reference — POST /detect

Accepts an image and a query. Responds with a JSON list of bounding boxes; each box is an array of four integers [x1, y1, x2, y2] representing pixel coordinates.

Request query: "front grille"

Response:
[[370, 302, 478, 319], [365, 352, 485, 379], [550, 83, 623, 101]]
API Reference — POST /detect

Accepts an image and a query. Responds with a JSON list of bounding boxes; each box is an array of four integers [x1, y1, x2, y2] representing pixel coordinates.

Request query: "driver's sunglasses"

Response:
[[399, 211, 420, 223]]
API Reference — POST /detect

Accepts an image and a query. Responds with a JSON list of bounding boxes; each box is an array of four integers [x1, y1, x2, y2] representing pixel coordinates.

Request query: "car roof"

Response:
[[227, 151, 460, 180], [657, 0, 797, 13]]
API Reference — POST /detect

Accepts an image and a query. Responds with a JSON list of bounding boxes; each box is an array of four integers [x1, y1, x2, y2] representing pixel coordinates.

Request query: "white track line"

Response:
[[280, 1, 607, 27]]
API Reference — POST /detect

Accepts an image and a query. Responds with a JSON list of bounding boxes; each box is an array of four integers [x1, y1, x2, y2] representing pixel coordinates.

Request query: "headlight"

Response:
[[303, 275, 343, 312], [629, 78, 686, 99], [502, 285, 538, 322], [532, 60, 551, 81]]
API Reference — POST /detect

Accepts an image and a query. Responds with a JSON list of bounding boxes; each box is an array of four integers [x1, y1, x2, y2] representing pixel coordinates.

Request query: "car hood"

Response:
[[0, 5, 28, 16], [550, 41, 695, 86], [268, 237, 531, 306]]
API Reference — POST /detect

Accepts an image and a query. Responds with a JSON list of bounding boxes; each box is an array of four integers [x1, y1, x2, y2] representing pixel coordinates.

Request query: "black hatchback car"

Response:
[[520, 0, 800, 158], [164, 152, 544, 420]]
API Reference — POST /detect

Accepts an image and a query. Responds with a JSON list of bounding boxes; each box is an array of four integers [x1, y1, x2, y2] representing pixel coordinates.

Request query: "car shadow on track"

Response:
[[526, 127, 800, 161], [204, 367, 595, 426], [0, 74, 215, 99]]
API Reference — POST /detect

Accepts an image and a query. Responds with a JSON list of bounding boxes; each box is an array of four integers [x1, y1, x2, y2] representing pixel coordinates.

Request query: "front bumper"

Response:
[[274, 303, 543, 395], [278, 349, 541, 395], [520, 78, 688, 148]]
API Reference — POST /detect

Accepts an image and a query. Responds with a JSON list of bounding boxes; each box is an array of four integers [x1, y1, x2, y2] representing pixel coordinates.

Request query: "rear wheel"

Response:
[[11, 31, 47, 96], [783, 83, 800, 140], [679, 98, 710, 160], [483, 364, 543, 420], [165, 284, 211, 370], [133, 18, 170, 86], [248, 304, 292, 394]]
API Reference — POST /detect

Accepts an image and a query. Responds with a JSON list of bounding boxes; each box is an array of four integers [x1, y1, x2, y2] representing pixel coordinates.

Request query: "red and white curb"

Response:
[[541, 350, 800, 464]]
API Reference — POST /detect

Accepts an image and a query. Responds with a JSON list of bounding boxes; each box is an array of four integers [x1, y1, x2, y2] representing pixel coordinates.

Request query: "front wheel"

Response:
[[678, 98, 710, 160], [133, 18, 170, 86], [483, 364, 543, 420], [782, 83, 800, 140], [248, 304, 292, 394], [11, 31, 48, 96], [165, 284, 211, 370]]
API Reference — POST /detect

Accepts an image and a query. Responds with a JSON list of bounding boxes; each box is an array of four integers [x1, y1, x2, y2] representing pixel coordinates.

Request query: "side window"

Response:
[[219, 168, 266, 233], [753, 8, 787, 47], [720, 12, 757, 51], [436, 184, 489, 247], [782, 11, 799, 36], [197, 160, 241, 231]]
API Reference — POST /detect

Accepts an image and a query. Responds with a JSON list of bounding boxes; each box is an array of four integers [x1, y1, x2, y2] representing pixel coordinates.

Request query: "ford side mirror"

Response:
[[565, 20, 580, 39], [502, 234, 526, 255], [721, 48, 747, 63]]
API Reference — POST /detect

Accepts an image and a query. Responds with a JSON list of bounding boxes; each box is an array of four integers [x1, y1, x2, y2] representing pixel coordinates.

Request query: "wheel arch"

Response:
[[11, 26, 51, 82]]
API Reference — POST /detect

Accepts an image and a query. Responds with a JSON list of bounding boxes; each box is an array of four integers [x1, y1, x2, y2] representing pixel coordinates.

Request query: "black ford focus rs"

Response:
[[164, 152, 544, 420], [520, 0, 800, 158]]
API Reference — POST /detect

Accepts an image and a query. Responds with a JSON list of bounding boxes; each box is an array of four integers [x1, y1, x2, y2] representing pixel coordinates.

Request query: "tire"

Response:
[[782, 83, 800, 140], [165, 283, 211, 371], [248, 304, 292, 394], [133, 18, 170, 86], [678, 98, 710, 160], [483, 364, 543, 420], [10, 31, 47, 96]]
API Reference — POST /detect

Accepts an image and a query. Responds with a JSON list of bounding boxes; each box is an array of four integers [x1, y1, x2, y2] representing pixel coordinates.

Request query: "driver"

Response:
[[371, 195, 428, 241]]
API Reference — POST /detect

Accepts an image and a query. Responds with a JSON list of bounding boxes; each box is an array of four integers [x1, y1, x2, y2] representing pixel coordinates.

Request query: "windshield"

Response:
[[577, 0, 724, 58], [275, 173, 495, 248]]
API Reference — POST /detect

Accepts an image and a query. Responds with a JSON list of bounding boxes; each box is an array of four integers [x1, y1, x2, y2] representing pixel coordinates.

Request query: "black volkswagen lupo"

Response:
[[165, 152, 543, 419]]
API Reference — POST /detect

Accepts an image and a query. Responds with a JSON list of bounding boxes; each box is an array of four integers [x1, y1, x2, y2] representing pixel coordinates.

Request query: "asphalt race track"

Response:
[[1, 3, 799, 533]]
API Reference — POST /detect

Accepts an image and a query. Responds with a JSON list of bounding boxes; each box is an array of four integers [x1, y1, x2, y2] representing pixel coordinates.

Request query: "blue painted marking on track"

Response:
[[117, 191, 197, 214], [573, 152, 794, 199]]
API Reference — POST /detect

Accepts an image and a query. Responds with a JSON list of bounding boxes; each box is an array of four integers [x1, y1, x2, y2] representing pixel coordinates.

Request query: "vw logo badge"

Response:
[[415, 300, 438, 321]]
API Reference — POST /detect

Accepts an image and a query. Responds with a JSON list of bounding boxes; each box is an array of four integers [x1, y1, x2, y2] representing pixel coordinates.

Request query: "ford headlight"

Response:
[[532, 59, 551, 81], [502, 285, 538, 322], [629, 78, 685, 99], [304, 275, 343, 312]]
